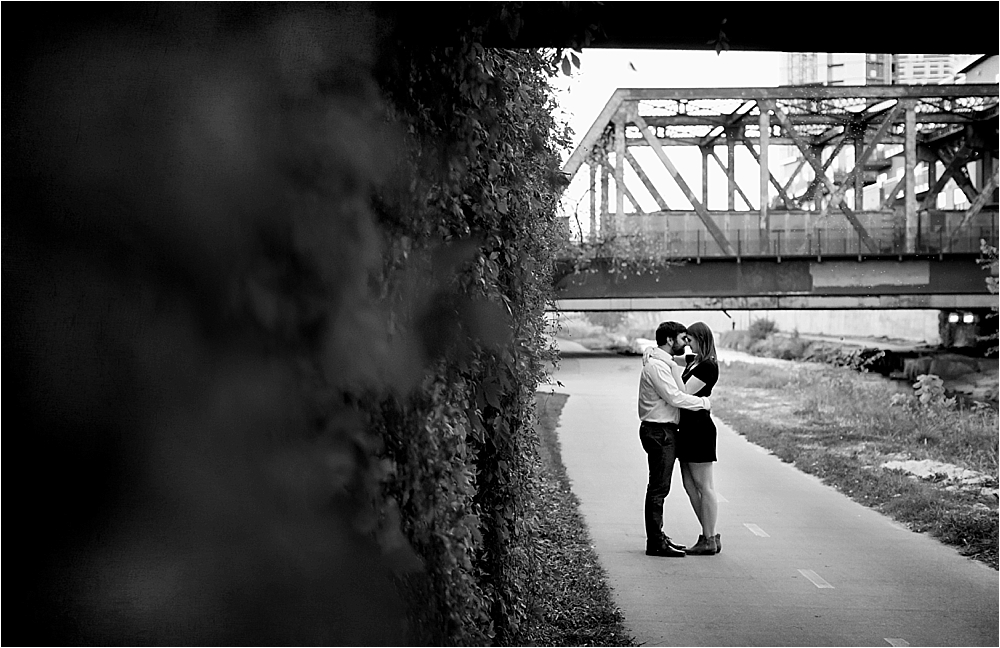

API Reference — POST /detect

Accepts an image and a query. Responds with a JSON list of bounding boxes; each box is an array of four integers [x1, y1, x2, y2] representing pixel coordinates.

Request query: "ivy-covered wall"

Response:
[[368, 11, 573, 645], [6, 4, 574, 645]]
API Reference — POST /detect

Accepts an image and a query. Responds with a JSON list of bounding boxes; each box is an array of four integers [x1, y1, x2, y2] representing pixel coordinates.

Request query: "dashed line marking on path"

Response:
[[798, 569, 834, 589], [743, 523, 770, 537], [716, 493, 729, 503], [884, 639, 910, 647]]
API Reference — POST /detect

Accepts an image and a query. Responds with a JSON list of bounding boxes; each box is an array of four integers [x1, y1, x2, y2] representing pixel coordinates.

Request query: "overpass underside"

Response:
[[555, 85, 999, 311]]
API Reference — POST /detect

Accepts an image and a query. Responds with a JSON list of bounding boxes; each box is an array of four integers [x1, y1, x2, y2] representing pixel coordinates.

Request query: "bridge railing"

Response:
[[560, 208, 999, 259]]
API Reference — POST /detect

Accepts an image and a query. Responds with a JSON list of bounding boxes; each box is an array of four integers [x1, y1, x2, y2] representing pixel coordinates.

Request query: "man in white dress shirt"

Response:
[[638, 321, 712, 557]]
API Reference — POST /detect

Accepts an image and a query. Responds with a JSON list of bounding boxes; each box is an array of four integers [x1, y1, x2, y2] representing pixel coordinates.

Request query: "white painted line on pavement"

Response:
[[716, 493, 729, 503], [743, 523, 770, 537], [798, 569, 834, 589], [884, 639, 909, 647]]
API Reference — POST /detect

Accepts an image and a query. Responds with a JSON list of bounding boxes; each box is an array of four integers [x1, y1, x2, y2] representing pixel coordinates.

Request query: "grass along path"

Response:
[[712, 360, 999, 569], [523, 392, 635, 647]]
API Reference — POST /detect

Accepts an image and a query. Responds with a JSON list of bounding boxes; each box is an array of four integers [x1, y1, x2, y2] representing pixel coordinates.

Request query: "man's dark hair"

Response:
[[655, 321, 687, 346]]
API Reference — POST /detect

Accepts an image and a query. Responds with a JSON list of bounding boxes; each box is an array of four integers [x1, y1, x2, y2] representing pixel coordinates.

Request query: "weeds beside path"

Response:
[[712, 360, 999, 569], [523, 392, 636, 647]]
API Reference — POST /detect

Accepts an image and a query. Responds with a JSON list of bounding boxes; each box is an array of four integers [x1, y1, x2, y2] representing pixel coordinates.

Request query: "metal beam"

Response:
[[767, 101, 878, 253], [614, 116, 625, 221], [949, 170, 1000, 243], [797, 135, 849, 206], [699, 100, 754, 147], [923, 143, 975, 210], [854, 138, 865, 209], [815, 125, 846, 147], [782, 156, 808, 207], [601, 159, 642, 214], [552, 294, 1000, 312], [701, 147, 709, 207], [588, 163, 596, 241], [953, 165, 981, 205], [562, 89, 626, 178], [629, 136, 824, 147], [904, 100, 918, 253], [742, 138, 795, 210], [710, 150, 753, 210], [819, 104, 902, 219], [931, 144, 981, 206], [624, 149, 669, 211], [616, 85, 999, 101], [643, 112, 980, 127], [637, 208, 916, 223], [727, 130, 737, 211], [880, 174, 905, 210], [759, 107, 770, 250], [600, 160, 609, 238], [632, 112, 734, 254]]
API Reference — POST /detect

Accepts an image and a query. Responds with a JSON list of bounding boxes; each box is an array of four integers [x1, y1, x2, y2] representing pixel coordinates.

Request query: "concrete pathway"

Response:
[[550, 352, 998, 647]]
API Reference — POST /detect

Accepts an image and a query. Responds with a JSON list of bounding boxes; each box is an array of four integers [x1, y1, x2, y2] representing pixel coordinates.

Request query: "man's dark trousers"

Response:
[[639, 421, 678, 542]]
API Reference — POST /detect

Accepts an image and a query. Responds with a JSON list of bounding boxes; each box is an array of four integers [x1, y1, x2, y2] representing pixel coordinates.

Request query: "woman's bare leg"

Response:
[[687, 462, 717, 537], [680, 462, 703, 528]]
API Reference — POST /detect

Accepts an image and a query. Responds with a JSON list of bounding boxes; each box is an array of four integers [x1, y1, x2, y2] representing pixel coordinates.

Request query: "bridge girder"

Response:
[[561, 85, 999, 257], [552, 256, 997, 311]]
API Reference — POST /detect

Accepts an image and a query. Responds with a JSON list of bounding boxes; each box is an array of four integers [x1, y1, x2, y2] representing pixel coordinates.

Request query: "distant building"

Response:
[[780, 53, 974, 87], [779, 53, 892, 86], [945, 54, 999, 84], [893, 54, 970, 85]]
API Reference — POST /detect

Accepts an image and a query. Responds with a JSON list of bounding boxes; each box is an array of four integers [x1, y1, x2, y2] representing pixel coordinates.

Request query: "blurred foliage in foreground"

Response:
[[5, 4, 582, 645]]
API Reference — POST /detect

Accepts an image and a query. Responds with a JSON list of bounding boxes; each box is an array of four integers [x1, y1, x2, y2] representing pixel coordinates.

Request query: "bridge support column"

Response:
[[759, 107, 770, 253], [726, 128, 737, 211], [811, 145, 824, 212], [600, 160, 609, 239], [903, 99, 919, 253], [854, 137, 865, 210], [614, 115, 625, 229], [701, 147, 709, 207], [982, 150, 999, 205], [589, 162, 597, 242]]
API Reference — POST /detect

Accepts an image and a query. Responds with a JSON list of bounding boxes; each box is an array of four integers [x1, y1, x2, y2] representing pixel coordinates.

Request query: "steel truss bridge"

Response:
[[555, 84, 999, 311]]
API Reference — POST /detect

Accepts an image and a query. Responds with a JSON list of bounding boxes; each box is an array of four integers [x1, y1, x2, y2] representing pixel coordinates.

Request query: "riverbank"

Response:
[[549, 316, 998, 405], [710, 359, 998, 569], [716, 329, 998, 405]]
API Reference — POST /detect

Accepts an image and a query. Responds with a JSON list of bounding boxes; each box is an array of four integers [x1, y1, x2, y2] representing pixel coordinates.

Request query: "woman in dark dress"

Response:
[[671, 321, 721, 556]]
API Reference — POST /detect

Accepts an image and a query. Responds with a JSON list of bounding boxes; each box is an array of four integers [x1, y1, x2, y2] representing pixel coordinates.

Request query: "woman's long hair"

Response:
[[688, 321, 717, 363]]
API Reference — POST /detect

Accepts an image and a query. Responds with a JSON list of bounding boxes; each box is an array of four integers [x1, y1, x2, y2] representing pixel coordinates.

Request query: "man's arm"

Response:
[[673, 362, 707, 395], [650, 361, 710, 411]]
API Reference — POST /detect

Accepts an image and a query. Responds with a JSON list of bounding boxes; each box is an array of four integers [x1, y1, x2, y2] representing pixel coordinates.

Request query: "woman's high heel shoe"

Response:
[[715, 534, 722, 554]]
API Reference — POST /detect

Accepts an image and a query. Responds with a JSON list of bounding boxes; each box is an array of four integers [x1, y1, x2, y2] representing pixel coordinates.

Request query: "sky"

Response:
[[551, 49, 784, 224]]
